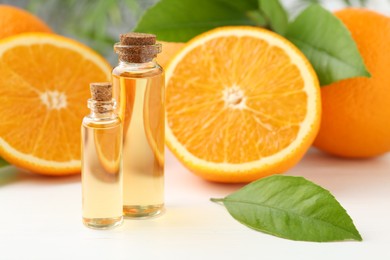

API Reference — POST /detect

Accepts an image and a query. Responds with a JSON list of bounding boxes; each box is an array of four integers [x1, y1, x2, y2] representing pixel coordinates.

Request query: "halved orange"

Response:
[[0, 33, 112, 175], [165, 26, 321, 183]]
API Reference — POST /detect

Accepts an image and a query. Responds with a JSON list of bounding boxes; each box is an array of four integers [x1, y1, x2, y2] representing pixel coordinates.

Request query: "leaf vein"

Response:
[[224, 198, 358, 237]]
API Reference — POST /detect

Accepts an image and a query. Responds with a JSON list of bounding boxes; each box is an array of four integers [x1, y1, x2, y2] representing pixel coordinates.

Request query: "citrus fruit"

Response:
[[157, 41, 185, 68], [0, 33, 112, 175], [314, 9, 390, 158], [0, 5, 52, 39], [165, 26, 321, 183]]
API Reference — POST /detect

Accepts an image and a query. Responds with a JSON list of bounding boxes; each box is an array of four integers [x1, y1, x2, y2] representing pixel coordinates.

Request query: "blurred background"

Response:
[[1, 0, 389, 64], [0, 0, 158, 64]]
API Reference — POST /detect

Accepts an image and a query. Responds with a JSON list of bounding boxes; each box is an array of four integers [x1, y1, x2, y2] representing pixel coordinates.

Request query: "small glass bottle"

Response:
[[81, 82, 123, 229], [112, 33, 165, 218]]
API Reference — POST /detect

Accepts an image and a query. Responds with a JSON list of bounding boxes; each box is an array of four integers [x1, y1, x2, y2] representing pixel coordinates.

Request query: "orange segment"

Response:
[[165, 26, 321, 183], [0, 33, 111, 175]]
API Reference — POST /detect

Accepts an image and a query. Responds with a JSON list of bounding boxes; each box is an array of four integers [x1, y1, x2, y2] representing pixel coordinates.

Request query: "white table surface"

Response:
[[0, 149, 389, 260]]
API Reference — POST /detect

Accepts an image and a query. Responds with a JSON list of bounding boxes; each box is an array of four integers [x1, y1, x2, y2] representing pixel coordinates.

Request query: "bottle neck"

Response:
[[118, 58, 157, 69], [87, 99, 116, 119]]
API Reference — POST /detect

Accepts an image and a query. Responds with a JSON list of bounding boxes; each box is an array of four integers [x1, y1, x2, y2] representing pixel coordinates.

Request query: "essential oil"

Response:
[[81, 82, 123, 228], [113, 33, 164, 218]]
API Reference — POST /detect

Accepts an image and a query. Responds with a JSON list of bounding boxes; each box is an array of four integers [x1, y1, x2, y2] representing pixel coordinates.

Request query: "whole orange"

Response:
[[314, 9, 390, 158], [157, 41, 185, 68], [0, 5, 52, 39]]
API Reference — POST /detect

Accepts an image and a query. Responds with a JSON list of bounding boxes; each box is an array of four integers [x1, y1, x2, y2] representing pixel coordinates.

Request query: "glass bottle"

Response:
[[112, 33, 165, 218], [81, 82, 123, 229]]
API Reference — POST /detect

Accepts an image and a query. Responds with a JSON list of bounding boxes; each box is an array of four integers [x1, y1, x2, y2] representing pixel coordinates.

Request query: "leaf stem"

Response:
[[210, 198, 225, 205]]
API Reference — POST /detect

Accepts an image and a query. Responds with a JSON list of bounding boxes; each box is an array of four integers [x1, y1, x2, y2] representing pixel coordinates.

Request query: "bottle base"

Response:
[[123, 204, 164, 218], [83, 216, 123, 229]]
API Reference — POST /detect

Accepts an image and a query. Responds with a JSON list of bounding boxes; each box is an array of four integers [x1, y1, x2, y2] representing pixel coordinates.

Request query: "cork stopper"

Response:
[[90, 82, 112, 101], [120, 32, 156, 46], [114, 32, 161, 63], [88, 82, 115, 114]]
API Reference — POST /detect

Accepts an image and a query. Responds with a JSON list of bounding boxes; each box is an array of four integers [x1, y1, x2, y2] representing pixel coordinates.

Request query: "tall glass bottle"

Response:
[[81, 82, 123, 228], [112, 33, 164, 218]]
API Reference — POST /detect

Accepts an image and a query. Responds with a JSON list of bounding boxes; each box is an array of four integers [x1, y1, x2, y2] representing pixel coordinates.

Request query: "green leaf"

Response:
[[246, 10, 267, 27], [211, 175, 362, 242], [285, 4, 370, 86], [0, 157, 9, 168], [134, 0, 259, 42], [258, 0, 288, 35]]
